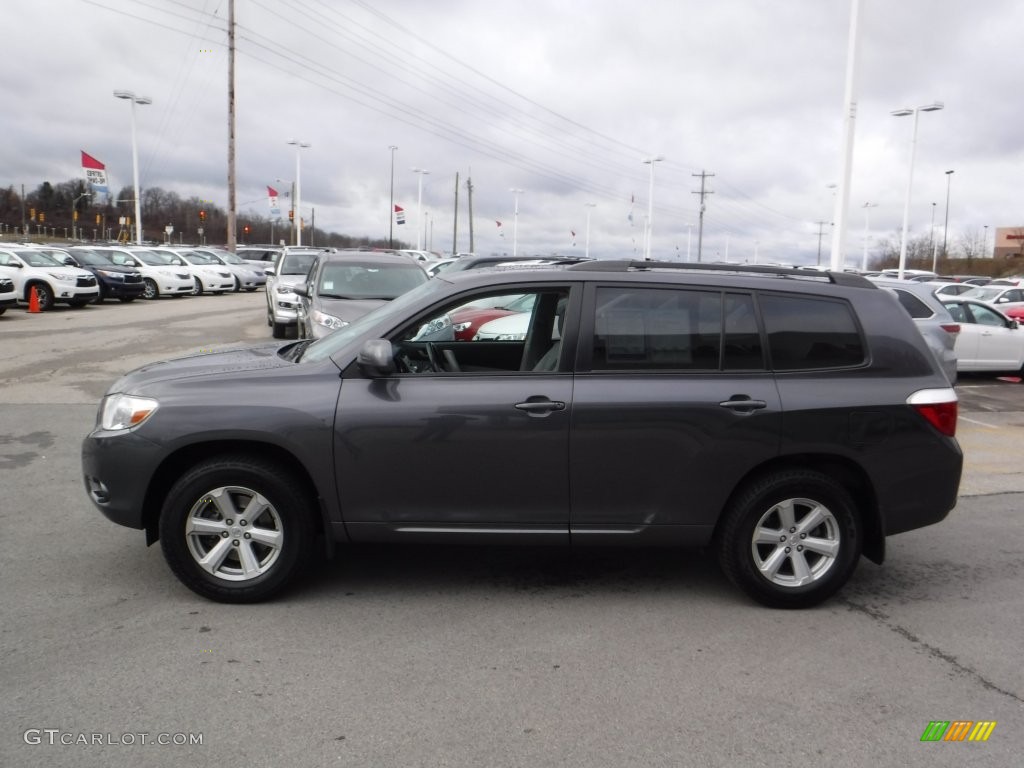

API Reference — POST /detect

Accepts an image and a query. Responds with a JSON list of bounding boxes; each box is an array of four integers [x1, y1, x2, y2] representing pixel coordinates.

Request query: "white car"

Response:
[[0, 274, 17, 315], [189, 248, 266, 292], [93, 246, 194, 299], [0, 246, 99, 310], [959, 285, 1024, 312], [941, 298, 1024, 374], [265, 248, 323, 338], [150, 248, 235, 295]]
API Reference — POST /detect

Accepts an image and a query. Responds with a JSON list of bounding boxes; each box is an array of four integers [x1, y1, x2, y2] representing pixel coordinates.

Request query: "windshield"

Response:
[[280, 252, 319, 276], [68, 249, 114, 266], [182, 251, 218, 265], [317, 261, 427, 299], [15, 250, 63, 267], [962, 287, 1001, 302], [132, 249, 176, 266], [300, 278, 446, 364], [217, 252, 245, 264]]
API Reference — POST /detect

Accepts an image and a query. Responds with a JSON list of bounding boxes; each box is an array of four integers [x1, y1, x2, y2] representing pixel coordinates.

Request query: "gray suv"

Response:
[[82, 261, 962, 608]]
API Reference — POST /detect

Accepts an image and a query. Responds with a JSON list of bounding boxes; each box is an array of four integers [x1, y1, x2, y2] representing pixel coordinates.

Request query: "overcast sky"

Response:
[[6, 0, 1022, 263]]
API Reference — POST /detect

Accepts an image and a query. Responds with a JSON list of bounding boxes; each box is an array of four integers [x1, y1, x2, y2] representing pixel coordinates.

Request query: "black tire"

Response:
[[68, 299, 91, 308], [233, 276, 241, 293], [93, 287, 106, 305], [0, 307, 6, 316], [272, 320, 288, 339], [213, 291, 226, 296], [716, 469, 861, 609], [143, 278, 159, 300], [159, 455, 315, 603], [245, 287, 257, 292], [191, 278, 203, 296], [119, 297, 136, 303], [29, 283, 54, 311]]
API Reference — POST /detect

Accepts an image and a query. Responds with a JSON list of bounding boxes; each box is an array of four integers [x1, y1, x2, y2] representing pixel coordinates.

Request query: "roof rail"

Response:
[[566, 260, 875, 288]]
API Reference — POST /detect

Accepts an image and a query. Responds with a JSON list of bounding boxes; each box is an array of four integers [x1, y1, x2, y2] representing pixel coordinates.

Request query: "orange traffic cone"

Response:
[[28, 286, 41, 313]]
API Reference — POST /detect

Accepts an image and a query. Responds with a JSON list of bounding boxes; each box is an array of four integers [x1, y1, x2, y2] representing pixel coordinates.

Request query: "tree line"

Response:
[[0, 179, 404, 249]]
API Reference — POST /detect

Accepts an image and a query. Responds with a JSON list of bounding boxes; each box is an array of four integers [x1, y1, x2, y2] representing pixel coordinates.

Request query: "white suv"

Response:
[[265, 248, 324, 338], [0, 246, 99, 310], [88, 246, 194, 300]]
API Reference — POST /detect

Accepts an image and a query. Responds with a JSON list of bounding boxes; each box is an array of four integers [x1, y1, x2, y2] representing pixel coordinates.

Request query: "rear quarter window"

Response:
[[890, 288, 934, 319], [759, 294, 866, 370]]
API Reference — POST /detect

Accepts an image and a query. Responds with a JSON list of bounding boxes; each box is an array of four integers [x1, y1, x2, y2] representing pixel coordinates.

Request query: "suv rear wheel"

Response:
[[717, 469, 861, 608], [159, 455, 314, 603]]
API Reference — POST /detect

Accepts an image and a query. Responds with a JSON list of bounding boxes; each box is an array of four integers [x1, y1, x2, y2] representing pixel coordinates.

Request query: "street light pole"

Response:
[[942, 169, 955, 259], [861, 202, 877, 271], [413, 168, 430, 251], [113, 90, 152, 244], [584, 202, 596, 259], [642, 156, 664, 260], [510, 188, 524, 257], [71, 192, 91, 240], [892, 102, 944, 279], [287, 139, 310, 246], [388, 145, 397, 248]]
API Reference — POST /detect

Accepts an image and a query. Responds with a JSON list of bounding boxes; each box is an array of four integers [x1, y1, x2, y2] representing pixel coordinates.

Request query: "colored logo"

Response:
[[920, 721, 996, 742]]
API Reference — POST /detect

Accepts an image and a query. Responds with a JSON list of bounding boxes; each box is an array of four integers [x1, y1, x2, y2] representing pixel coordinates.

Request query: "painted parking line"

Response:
[[960, 415, 1001, 428]]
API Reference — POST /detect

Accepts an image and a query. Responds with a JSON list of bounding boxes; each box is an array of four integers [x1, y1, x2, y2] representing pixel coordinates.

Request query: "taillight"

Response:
[[907, 388, 958, 437], [940, 323, 960, 335]]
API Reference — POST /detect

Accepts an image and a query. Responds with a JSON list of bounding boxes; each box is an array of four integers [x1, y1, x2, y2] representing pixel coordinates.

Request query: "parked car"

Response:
[[879, 268, 938, 281], [959, 285, 1024, 311], [149, 248, 235, 295], [987, 276, 1024, 287], [0, 276, 17, 315], [940, 298, 1024, 375], [449, 293, 533, 341], [82, 261, 962, 608], [91, 246, 195, 299], [199, 249, 267, 292], [265, 248, 323, 338], [426, 258, 457, 277], [866, 277, 960, 384], [0, 246, 99, 310], [61, 248, 145, 303], [295, 251, 430, 340], [926, 281, 976, 297], [236, 247, 283, 276], [440, 254, 592, 274]]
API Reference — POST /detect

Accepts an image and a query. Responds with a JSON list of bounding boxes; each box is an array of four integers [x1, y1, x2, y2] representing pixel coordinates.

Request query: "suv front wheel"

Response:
[[159, 455, 315, 603], [717, 469, 861, 609]]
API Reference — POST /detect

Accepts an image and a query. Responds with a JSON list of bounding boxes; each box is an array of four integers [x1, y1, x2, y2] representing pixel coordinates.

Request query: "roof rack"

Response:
[[566, 260, 874, 288]]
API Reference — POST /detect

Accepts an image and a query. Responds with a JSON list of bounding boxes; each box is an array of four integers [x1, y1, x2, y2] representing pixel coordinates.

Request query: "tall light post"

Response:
[[584, 202, 596, 258], [942, 169, 954, 260], [510, 188, 524, 257], [642, 156, 664, 260], [892, 102, 944, 279], [861, 202, 877, 271], [413, 168, 430, 250], [287, 139, 310, 246], [388, 145, 398, 247], [983, 224, 989, 259], [113, 90, 151, 244]]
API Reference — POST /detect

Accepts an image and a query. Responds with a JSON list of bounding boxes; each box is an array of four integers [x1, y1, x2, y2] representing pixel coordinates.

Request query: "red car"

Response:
[[449, 293, 535, 341]]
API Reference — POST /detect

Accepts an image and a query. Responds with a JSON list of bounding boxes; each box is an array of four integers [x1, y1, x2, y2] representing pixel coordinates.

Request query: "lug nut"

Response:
[[780, 535, 787, 542], [232, 540, 239, 547], [789, 527, 796, 533], [244, 533, 251, 540], [797, 545, 804, 552], [785, 547, 791, 553], [225, 519, 234, 526], [221, 531, 229, 538], [240, 520, 247, 526], [800, 533, 806, 539]]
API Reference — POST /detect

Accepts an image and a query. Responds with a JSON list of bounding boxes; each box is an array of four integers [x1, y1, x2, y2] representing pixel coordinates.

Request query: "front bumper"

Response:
[[81, 428, 163, 530]]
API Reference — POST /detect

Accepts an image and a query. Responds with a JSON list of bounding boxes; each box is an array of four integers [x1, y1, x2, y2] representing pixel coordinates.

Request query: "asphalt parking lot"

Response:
[[2, 294, 1022, 767]]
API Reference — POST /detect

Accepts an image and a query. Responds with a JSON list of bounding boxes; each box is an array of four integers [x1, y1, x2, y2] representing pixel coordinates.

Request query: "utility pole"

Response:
[[310, 207, 315, 247], [466, 174, 475, 254], [691, 170, 714, 262], [20, 183, 26, 235], [226, 0, 237, 252], [452, 171, 459, 257], [815, 221, 830, 265]]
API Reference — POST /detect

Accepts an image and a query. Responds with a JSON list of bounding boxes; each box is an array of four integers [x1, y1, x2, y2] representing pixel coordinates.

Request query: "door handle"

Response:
[[514, 398, 566, 415], [719, 397, 767, 412]]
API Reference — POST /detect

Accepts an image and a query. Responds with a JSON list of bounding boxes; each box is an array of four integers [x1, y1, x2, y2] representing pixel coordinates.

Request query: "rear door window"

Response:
[[759, 294, 866, 370]]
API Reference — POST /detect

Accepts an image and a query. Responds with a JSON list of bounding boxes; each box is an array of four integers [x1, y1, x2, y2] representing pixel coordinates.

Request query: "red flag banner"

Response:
[[394, 205, 406, 225], [81, 151, 105, 170], [81, 150, 109, 203]]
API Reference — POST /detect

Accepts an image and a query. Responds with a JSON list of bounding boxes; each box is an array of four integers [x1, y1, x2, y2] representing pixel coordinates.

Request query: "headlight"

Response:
[[275, 285, 296, 296], [495, 333, 527, 341], [96, 269, 123, 279], [452, 321, 472, 332], [312, 310, 348, 331], [99, 394, 159, 431], [48, 273, 76, 283]]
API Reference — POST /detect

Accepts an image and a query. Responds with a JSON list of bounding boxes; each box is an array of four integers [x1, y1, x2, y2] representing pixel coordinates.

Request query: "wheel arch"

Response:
[[23, 278, 53, 301], [141, 440, 335, 557], [714, 453, 884, 565]]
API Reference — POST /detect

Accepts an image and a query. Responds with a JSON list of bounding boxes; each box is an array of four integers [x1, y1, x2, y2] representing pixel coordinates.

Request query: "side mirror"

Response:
[[293, 284, 309, 298], [1011, 319, 1020, 330], [62, 256, 77, 266], [265, 266, 276, 276], [357, 339, 396, 376]]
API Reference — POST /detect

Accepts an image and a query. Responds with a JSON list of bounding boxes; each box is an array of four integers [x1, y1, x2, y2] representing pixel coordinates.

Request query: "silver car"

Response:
[[265, 248, 324, 338], [869, 277, 959, 384]]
